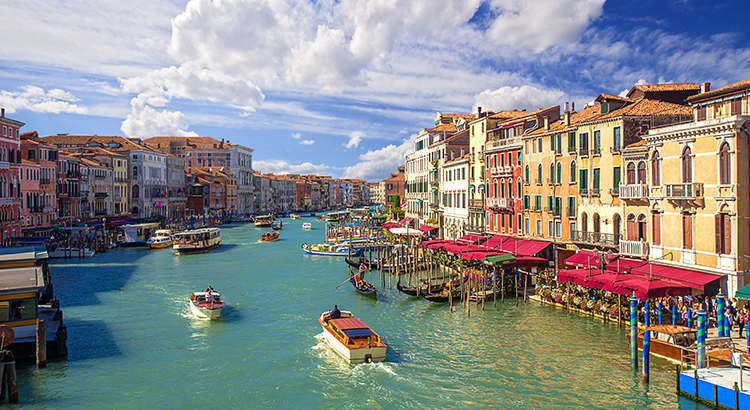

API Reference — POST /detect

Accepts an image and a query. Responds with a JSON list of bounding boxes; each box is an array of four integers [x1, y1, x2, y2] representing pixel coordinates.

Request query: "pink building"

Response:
[[0, 108, 23, 243], [21, 132, 58, 233]]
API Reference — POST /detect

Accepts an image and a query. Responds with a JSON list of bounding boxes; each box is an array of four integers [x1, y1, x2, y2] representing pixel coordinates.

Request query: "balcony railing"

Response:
[[620, 240, 649, 259], [0, 162, 9, 170], [43, 206, 54, 213], [534, 178, 543, 186], [619, 184, 648, 200], [430, 180, 439, 187], [487, 197, 514, 211], [544, 206, 561, 217], [579, 188, 589, 196], [0, 198, 12, 206], [568, 146, 577, 154], [40, 178, 50, 185], [95, 192, 108, 198], [469, 199, 484, 209], [609, 187, 619, 197], [571, 230, 620, 248], [115, 178, 128, 183], [664, 183, 704, 200], [485, 137, 521, 152], [429, 202, 439, 209], [590, 188, 601, 197], [67, 171, 81, 178], [592, 147, 602, 156], [579, 149, 589, 157], [95, 210, 107, 216], [29, 206, 43, 213], [546, 178, 560, 186]]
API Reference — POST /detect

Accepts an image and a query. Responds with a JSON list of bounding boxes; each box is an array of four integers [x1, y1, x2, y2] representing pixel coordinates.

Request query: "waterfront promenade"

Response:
[[12, 218, 710, 408]]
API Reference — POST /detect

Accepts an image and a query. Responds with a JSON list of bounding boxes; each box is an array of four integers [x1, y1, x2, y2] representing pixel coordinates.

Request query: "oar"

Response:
[[335, 276, 353, 289]]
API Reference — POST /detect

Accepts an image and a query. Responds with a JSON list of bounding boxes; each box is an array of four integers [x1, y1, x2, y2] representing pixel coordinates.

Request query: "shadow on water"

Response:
[[52, 260, 139, 308], [65, 318, 122, 361]]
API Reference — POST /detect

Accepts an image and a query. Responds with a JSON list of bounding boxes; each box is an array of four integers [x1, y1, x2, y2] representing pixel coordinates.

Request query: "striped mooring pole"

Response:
[[717, 293, 725, 337], [697, 309, 707, 368], [658, 302, 663, 325], [672, 304, 677, 325], [688, 307, 693, 329], [643, 300, 650, 381], [630, 296, 638, 369]]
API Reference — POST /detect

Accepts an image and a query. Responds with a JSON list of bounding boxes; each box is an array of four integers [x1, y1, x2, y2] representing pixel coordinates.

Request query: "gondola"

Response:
[[345, 256, 379, 269], [350, 274, 377, 298], [396, 280, 444, 297], [272, 219, 283, 230], [422, 289, 462, 303]]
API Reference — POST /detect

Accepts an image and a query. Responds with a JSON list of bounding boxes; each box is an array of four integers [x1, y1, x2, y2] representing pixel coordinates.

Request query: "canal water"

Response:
[[15, 218, 708, 409]]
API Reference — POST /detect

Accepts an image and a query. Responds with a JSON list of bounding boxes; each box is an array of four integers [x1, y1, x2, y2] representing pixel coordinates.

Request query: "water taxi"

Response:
[[120, 222, 160, 247], [301, 243, 362, 257], [302, 221, 312, 230], [259, 231, 280, 242], [189, 290, 225, 319], [254, 215, 274, 227], [147, 229, 173, 249], [290, 214, 301, 220], [173, 227, 221, 254], [318, 310, 386, 364]]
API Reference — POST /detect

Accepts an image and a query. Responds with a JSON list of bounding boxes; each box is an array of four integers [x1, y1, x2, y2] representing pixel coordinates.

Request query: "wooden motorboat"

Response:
[[302, 221, 312, 230], [190, 290, 225, 319], [301, 243, 362, 257], [629, 325, 698, 365], [318, 310, 386, 364], [254, 215, 274, 227], [147, 229, 173, 249], [350, 274, 377, 298], [48, 247, 95, 258], [259, 231, 280, 242], [173, 227, 221, 254]]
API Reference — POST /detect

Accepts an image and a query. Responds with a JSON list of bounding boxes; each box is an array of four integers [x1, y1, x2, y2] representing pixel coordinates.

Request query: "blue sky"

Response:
[[1, 0, 749, 182]]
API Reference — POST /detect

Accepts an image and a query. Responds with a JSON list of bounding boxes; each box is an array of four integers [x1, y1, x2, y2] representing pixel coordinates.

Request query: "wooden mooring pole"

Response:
[[0, 350, 18, 403], [36, 319, 46, 367]]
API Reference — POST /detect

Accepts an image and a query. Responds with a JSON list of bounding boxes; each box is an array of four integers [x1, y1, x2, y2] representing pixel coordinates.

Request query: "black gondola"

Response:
[[272, 219, 283, 230], [422, 290, 461, 303], [350, 274, 377, 298], [396, 280, 444, 297], [345, 256, 379, 269]]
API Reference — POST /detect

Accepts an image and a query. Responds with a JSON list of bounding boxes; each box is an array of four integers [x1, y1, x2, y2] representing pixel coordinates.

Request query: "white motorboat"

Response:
[[290, 214, 301, 220], [302, 222, 312, 230], [190, 291, 225, 319], [48, 248, 95, 258], [318, 310, 386, 364], [147, 229, 173, 249]]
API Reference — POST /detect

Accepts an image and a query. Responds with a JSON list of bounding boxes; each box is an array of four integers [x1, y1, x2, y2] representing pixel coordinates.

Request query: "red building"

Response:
[[383, 166, 405, 206], [0, 109, 23, 242], [57, 154, 81, 224]]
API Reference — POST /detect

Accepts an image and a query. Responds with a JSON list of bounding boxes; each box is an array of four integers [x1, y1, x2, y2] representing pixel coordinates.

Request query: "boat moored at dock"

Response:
[[120, 222, 160, 247], [189, 290, 225, 319], [301, 243, 362, 257], [318, 310, 386, 364], [146, 229, 174, 249], [47, 247, 95, 258], [173, 227, 221, 254]]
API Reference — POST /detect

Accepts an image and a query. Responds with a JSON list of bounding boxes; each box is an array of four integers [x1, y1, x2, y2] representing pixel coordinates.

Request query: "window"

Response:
[[580, 169, 588, 190], [593, 214, 601, 233], [569, 221, 576, 240], [517, 151, 521, 166], [132, 166, 138, 177], [570, 161, 577, 183], [637, 161, 646, 184], [535, 195, 542, 211], [536, 219, 542, 236], [567, 197, 576, 217], [682, 147, 693, 183], [682, 213, 693, 249], [626, 163, 636, 184], [613, 167, 621, 189], [593, 130, 601, 154], [548, 220, 554, 237], [579, 132, 589, 154], [537, 138, 543, 153], [715, 212, 731, 254], [549, 163, 554, 184], [525, 218, 530, 234], [696, 105, 706, 121], [537, 164, 542, 183], [555, 221, 562, 238], [719, 142, 731, 185], [556, 162, 562, 184], [613, 127, 621, 152], [593, 168, 600, 192], [651, 151, 661, 186], [525, 165, 530, 183], [568, 132, 576, 151], [581, 212, 588, 232]]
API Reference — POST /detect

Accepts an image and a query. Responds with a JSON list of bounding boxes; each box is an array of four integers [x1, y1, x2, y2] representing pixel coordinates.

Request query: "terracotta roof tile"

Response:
[[630, 83, 699, 93], [624, 140, 647, 148], [687, 77, 750, 102], [596, 93, 636, 103], [600, 98, 691, 119]]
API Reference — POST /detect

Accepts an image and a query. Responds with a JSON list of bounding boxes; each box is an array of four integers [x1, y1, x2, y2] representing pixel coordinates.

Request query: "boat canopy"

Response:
[[342, 328, 377, 338]]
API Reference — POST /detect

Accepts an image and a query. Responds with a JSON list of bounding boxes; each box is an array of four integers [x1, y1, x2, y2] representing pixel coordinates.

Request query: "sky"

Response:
[[1, 0, 750, 182]]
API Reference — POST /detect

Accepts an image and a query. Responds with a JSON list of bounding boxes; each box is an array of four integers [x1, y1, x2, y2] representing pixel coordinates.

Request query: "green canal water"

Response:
[[14, 218, 708, 409]]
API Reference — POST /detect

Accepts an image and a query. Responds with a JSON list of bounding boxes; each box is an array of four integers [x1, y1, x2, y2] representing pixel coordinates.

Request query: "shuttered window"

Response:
[[627, 215, 637, 241], [719, 143, 730, 185], [682, 147, 692, 183], [652, 213, 661, 246], [715, 213, 732, 254], [696, 105, 706, 121], [682, 214, 693, 250], [651, 152, 660, 186], [730, 98, 742, 115]]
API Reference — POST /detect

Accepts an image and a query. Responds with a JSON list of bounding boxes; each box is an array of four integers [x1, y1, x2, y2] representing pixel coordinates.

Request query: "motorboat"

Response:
[[173, 227, 221, 254], [259, 231, 280, 242], [318, 310, 386, 364], [120, 222, 160, 247], [301, 243, 362, 257], [302, 222, 312, 230], [48, 247, 95, 258], [190, 290, 225, 319], [290, 214, 301, 220], [254, 215, 274, 227], [147, 229, 173, 249]]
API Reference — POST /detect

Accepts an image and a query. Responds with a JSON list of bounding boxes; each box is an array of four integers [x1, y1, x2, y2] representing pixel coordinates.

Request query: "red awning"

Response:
[[556, 269, 591, 286], [630, 263, 722, 290], [332, 317, 368, 330], [382, 221, 402, 229], [426, 242, 450, 250], [611, 277, 693, 301], [515, 256, 548, 268], [564, 250, 618, 268], [605, 257, 648, 273], [492, 237, 522, 253], [418, 225, 438, 233], [456, 234, 485, 245], [514, 240, 551, 257], [460, 251, 505, 261], [482, 235, 508, 249], [420, 239, 447, 248], [399, 218, 414, 224]]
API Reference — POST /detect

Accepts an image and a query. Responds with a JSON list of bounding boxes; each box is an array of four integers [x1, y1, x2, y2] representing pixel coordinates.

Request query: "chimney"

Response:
[[1, 108, 4, 117], [564, 111, 570, 127], [564, 102, 569, 112], [572, 102, 575, 112], [701, 82, 711, 93], [543, 116, 549, 131]]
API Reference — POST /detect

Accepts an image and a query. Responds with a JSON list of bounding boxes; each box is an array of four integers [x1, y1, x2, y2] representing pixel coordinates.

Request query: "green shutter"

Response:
[[613, 167, 621, 188], [593, 168, 600, 190]]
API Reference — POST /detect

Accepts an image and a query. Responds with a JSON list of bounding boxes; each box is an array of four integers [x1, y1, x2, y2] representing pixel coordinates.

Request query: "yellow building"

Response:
[[645, 79, 750, 294]]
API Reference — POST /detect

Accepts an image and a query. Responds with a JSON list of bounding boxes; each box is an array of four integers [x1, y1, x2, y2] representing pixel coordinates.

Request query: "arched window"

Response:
[[719, 142, 730, 185], [525, 165, 529, 183], [651, 151, 660, 186], [570, 161, 577, 183], [556, 162, 562, 184], [626, 162, 636, 184], [637, 161, 647, 184], [537, 164, 542, 183], [581, 212, 588, 232], [613, 214, 621, 241], [500, 180, 505, 198], [682, 146, 692, 183], [508, 179, 512, 198], [493, 180, 498, 198], [517, 178, 522, 199], [132, 185, 140, 199], [593, 213, 600, 233], [637, 214, 647, 241], [549, 163, 554, 184]]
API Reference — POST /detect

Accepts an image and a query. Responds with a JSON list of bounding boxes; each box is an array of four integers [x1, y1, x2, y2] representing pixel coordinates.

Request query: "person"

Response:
[[330, 304, 341, 320], [206, 291, 214, 303], [735, 307, 746, 338]]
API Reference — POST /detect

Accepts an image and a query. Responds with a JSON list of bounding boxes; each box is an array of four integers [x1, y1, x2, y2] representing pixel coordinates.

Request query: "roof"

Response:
[[526, 105, 602, 136], [331, 317, 368, 330], [41, 135, 166, 155], [600, 98, 691, 119], [624, 140, 647, 148], [627, 83, 699, 97], [595, 93, 636, 103], [428, 123, 457, 132], [0, 266, 45, 294], [687, 77, 750, 102]]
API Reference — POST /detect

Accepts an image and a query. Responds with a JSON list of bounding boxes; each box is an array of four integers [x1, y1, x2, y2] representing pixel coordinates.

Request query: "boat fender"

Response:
[[364, 354, 373, 364]]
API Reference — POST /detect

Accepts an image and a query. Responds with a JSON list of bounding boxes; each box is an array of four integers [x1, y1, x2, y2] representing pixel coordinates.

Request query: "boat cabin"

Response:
[[121, 223, 160, 245], [646, 325, 697, 347], [174, 227, 220, 243], [328, 317, 381, 348]]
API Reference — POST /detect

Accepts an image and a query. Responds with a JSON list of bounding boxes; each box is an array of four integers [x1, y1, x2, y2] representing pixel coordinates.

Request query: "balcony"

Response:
[[620, 240, 649, 259], [115, 178, 128, 183], [571, 230, 620, 248], [29, 206, 43, 214], [43, 206, 54, 213], [0, 198, 12, 206], [619, 184, 648, 200], [95, 192, 108, 198], [579, 188, 589, 196], [0, 162, 9, 170], [610, 146, 621, 155], [546, 178, 560, 186], [568, 146, 577, 154], [534, 178, 542, 186], [469, 199, 484, 209], [664, 183, 703, 201], [40, 178, 50, 186], [95, 210, 107, 216], [590, 188, 601, 197], [114, 195, 122, 202], [487, 197, 514, 212], [592, 147, 602, 156], [430, 179, 439, 187], [67, 171, 81, 179], [429, 202, 440, 209], [579, 149, 589, 157], [95, 175, 106, 180], [544, 206, 561, 217], [609, 187, 619, 197], [485, 137, 521, 152]]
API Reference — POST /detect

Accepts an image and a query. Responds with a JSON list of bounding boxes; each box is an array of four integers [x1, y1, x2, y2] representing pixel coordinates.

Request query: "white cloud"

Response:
[[342, 134, 416, 181], [344, 131, 364, 149], [120, 99, 197, 138], [473, 85, 564, 112], [0, 86, 87, 114], [486, 0, 605, 53], [291, 133, 301, 139], [254, 160, 329, 175], [300, 139, 315, 145]]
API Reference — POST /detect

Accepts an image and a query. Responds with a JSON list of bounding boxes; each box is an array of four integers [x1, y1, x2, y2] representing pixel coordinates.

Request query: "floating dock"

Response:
[[678, 367, 750, 409]]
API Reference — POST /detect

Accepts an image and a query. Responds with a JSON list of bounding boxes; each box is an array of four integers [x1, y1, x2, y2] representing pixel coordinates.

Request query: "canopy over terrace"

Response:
[[455, 235, 486, 245], [418, 225, 438, 233], [564, 250, 618, 268], [388, 227, 423, 236], [482, 253, 517, 266], [382, 221, 402, 229], [557, 268, 696, 300], [460, 251, 505, 261], [608, 258, 722, 295], [736, 283, 750, 300], [491, 236, 551, 257]]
